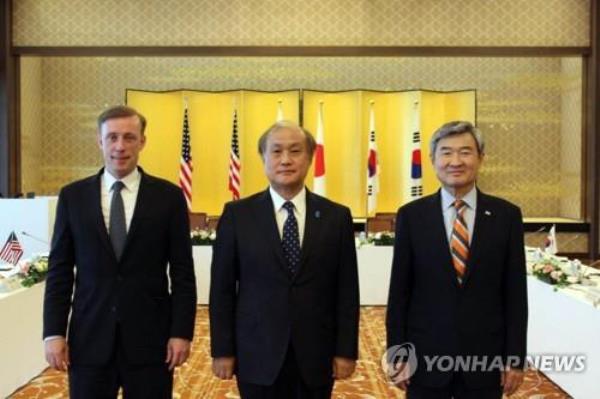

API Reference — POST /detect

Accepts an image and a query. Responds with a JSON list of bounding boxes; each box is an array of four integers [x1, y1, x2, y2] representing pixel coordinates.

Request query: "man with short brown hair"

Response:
[[43, 105, 197, 398]]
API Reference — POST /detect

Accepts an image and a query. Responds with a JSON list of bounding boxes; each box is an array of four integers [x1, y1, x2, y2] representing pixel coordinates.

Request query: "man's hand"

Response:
[[501, 368, 524, 396], [44, 337, 69, 371], [333, 357, 356, 379], [165, 338, 191, 371], [212, 357, 236, 379]]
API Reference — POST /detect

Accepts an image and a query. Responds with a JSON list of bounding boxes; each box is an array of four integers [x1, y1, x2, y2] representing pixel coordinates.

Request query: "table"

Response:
[[356, 245, 394, 305], [194, 246, 212, 304], [0, 282, 47, 398], [527, 277, 600, 398], [0, 197, 57, 262], [193, 245, 393, 305]]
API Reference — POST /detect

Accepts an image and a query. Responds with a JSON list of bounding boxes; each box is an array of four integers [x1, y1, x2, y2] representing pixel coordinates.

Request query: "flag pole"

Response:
[[313, 100, 326, 196], [179, 94, 193, 211], [277, 99, 284, 121], [365, 100, 375, 234], [228, 98, 242, 201], [367, 100, 376, 216]]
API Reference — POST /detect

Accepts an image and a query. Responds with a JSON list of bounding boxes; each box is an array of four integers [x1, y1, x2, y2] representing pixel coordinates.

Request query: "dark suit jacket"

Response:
[[386, 189, 527, 389], [209, 189, 359, 387], [43, 168, 197, 366]]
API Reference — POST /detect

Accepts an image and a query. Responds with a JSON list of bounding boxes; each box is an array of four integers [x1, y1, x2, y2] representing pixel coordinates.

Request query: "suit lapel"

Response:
[[462, 190, 494, 285], [91, 169, 118, 262], [121, 171, 150, 259], [296, 190, 322, 278], [125, 170, 152, 244], [427, 191, 461, 289], [253, 189, 288, 274]]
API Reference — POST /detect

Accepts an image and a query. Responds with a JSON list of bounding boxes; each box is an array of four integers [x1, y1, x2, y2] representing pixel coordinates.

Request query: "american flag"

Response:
[[0, 231, 24, 265], [179, 106, 193, 210], [228, 109, 241, 200], [367, 103, 379, 215]]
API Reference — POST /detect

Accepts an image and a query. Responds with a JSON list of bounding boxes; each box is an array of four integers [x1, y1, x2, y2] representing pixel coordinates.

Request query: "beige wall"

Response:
[[560, 58, 583, 220], [525, 231, 587, 253], [20, 57, 43, 194], [14, 0, 589, 220], [24, 56, 582, 219], [12, 0, 589, 47]]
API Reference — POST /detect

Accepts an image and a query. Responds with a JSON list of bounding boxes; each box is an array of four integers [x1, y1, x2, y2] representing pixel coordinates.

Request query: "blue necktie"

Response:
[[282, 201, 301, 275], [109, 181, 127, 261]]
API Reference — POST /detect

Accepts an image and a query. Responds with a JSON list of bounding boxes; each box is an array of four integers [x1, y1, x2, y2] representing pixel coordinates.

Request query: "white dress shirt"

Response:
[[441, 185, 477, 246], [101, 168, 141, 233], [269, 186, 306, 247]]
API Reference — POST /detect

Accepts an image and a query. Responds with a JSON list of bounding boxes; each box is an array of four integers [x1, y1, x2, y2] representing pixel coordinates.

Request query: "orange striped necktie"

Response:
[[450, 199, 469, 281]]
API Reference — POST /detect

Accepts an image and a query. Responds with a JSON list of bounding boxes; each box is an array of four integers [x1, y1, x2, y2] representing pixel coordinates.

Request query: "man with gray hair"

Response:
[[210, 121, 360, 398], [386, 121, 528, 398]]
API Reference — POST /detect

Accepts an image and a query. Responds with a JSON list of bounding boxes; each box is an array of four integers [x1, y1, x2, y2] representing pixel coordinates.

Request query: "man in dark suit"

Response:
[[386, 121, 528, 399], [43, 105, 197, 398], [210, 121, 359, 398]]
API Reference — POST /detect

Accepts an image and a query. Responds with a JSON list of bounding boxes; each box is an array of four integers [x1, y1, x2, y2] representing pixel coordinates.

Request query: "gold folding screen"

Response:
[[127, 89, 300, 214], [303, 90, 475, 216], [127, 89, 474, 216]]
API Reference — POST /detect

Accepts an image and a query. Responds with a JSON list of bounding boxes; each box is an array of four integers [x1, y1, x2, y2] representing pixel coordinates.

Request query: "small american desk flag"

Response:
[[229, 109, 241, 200], [0, 231, 24, 265], [179, 106, 193, 210]]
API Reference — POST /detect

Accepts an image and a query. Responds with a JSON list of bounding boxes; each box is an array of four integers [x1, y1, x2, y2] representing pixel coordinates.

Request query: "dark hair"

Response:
[[97, 105, 147, 135], [430, 120, 484, 157], [257, 120, 317, 159]]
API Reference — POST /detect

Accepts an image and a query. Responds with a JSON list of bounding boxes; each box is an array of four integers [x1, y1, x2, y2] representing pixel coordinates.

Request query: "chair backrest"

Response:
[[189, 212, 207, 230], [207, 216, 220, 230], [375, 212, 396, 221], [366, 217, 394, 233]]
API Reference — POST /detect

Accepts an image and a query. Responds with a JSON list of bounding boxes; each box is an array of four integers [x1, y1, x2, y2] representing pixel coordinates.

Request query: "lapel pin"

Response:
[[315, 210, 321, 219], [485, 210, 492, 216]]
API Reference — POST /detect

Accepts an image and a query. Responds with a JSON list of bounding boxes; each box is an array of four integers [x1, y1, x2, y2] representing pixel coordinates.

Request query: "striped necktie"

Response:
[[450, 199, 469, 281]]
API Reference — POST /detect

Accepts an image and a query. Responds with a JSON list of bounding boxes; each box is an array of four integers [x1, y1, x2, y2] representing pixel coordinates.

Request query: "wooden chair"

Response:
[[188, 212, 207, 230], [366, 217, 393, 233], [375, 212, 396, 219], [374, 212, 396, 231], [207, 216, 220, 230]]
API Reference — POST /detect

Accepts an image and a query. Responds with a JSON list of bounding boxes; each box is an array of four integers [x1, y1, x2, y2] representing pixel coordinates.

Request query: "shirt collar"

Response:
[[269, 186, 306, 216], [103, 167, 141, 192], [441, 185, 477, 210]]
